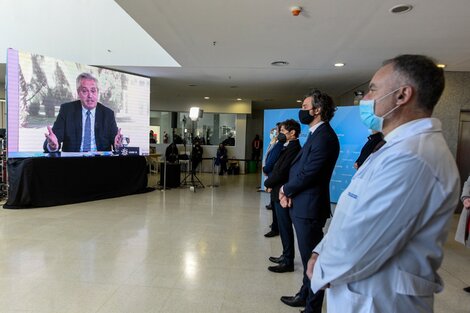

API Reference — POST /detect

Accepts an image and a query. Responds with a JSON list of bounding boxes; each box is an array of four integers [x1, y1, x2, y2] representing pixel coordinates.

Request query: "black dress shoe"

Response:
[[264, 230, 279, 237], [268, 263, 294, 273], [280, 294, 306, 307], [464, 286, 470, 293], [268, 255, 284, 264], [266, 204, 272, 210]]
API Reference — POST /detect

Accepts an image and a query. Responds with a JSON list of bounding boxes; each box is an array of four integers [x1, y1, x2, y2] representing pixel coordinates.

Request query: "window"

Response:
[[150, 111, 237, 146]]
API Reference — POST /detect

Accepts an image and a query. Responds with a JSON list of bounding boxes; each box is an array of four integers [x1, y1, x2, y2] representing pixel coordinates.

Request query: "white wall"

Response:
[[151, 96, 251, 114]]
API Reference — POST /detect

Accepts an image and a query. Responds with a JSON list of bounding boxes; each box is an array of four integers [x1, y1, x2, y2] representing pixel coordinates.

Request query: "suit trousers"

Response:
[[271, 200, 279, 232], [275, 201, 294, 264], [290, 211, 325, 313]]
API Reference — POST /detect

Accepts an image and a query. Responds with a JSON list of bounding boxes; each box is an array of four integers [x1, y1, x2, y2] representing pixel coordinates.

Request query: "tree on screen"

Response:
[[43, 62, 73, 118], [26, 54, 49, 118], [18, 67, 29, 127]]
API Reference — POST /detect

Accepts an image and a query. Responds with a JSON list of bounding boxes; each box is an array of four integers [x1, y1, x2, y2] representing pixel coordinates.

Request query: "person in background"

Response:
[[165, 142, 179, 163], [263, 123, 284, 238], [307, 55, 460, 313], [215, 143, 228, 175], [354, 131, 385, 169], [251, 134, 262, 161], [264, 119, 302, 273], [44, 72, 122, 152], [163, 131, 169, 144], [222, 133, 235, 146], [149, 130, 157, 144], [278, 89, 339, 313], [456, 175, 470, 293], [191, 141, 203, 174]]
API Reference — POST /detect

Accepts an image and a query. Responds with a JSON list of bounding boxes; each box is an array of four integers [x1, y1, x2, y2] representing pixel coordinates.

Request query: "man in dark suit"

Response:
[[279, 90, 340, 313], [44, 72, 122, 152], [264, 119, 302, 273]]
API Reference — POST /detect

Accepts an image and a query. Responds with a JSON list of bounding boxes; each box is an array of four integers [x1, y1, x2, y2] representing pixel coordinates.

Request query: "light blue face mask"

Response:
[[270, 130, 277, 140], [359, 88, 401, 131]]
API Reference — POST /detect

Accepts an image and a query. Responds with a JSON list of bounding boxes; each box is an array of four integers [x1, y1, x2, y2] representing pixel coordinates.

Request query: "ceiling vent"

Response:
[[390, 4, 413, 14], [271, 61, 289, 66]]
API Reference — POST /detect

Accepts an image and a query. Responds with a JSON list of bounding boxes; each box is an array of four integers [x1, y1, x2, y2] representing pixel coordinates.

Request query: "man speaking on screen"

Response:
[[44, 72, 123, 152]]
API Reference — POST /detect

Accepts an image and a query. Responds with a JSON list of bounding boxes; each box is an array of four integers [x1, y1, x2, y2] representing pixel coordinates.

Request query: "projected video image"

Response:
[[7, 49, 150, 156]]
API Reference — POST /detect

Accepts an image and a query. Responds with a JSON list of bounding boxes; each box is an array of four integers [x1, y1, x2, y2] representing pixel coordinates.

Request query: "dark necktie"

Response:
[[83, 110, 91, 152]]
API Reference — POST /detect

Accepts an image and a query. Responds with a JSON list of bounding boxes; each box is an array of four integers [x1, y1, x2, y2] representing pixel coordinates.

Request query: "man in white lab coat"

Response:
[[307, 55, 460, 313]]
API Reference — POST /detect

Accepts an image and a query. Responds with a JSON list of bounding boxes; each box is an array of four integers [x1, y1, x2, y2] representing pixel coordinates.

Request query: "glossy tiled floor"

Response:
[[0, 173, 469, 313]]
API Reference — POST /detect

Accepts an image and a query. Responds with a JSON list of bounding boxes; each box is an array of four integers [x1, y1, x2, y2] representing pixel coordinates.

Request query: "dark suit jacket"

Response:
[[43, 100, 118, 152], [355, 132, 385, 168], [283, 123, 339, 221], [264, 139, 301, 203], [262, 141, 283, 175]]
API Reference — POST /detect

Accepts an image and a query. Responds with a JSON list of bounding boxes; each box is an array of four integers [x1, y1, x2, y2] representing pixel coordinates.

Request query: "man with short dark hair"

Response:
[[264, 119, 302, 273], [307, 55, 460, 313], [279, 90, 340, 313], [44, 72, 122, 152]]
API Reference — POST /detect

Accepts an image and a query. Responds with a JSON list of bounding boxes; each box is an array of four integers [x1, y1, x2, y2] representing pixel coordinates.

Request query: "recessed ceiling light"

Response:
[[390, 4, 413, 14], [334, 63, 345, 67], [204, 96, 210, 100], [236, 98, 242, 101], [437, 64, 446, 68], [271, 61, 289, 66], [296, 100, 302, 103]]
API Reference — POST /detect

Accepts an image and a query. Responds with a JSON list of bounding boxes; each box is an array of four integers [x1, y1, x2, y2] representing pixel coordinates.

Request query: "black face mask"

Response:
[[298, 109, 315, 125], [277, 133, 287, 143]]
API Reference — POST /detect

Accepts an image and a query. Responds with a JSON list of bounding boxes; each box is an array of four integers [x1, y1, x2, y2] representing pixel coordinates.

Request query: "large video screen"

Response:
[[6, 48, 150, 157], [263, 106, 370, 203]]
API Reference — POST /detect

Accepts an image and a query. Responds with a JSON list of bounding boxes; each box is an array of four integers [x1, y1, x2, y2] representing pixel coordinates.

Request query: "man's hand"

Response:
[[353, 162, 359, 170], [464, 198, 470, 209], [306, 253, 330, 289], [306, 252, 318, 280], [279, 186, 292, 208], [114, 128, 122, 148], [45, 126, 58, 151], [280, 195, 292, 208], [266, 188, 272, 193], [279, 186, 287, 207]]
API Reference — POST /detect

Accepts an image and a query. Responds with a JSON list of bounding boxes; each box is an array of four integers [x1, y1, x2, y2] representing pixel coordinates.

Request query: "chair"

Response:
[[147, 154, 160, 175]]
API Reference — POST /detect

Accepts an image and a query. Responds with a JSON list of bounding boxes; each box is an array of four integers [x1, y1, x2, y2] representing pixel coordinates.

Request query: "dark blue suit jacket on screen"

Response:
[[43, 100, 118, 152]]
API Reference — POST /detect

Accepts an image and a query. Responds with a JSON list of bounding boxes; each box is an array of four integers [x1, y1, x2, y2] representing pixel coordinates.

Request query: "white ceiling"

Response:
[[0, 0, 179, 67], [2, 0, 470, 109]]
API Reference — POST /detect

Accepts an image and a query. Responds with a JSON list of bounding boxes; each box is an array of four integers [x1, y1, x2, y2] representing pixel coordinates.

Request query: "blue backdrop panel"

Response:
[[263, 106, 369, 203]]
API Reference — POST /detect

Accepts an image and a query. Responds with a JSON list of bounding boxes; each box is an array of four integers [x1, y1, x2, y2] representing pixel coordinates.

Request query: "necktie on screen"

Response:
[[83, 110, 91, 152]]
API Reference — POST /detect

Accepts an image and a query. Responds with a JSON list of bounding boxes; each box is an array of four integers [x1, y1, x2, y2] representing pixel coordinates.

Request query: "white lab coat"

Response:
[[455, 176, 470, 247], [312, 118, 460, 313]]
